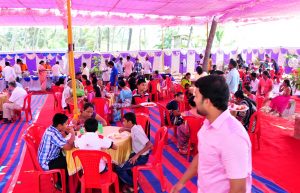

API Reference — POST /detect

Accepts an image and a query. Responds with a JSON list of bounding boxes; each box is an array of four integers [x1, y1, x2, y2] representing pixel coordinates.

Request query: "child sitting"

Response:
[[116, 112, 152, 192], [75, 118, 117, 172]]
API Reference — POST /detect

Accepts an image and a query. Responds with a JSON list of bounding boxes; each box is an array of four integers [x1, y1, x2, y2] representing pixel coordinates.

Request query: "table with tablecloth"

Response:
[[65, 126, 132, 176], [0, 93, 8, 111]]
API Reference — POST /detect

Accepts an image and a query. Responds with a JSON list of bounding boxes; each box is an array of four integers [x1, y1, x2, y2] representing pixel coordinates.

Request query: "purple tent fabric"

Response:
[[258, 52, 265, 61], [5, 58, 15, 66], [223, 53, 230, 65], [297, 49, 300, 55], [246, 52, 252, 64], [74, 56, 82, 73], [280, 48, 288, 54], [48, 57, 56, 66], [211, 53, 216, 65], [285, 66, 293, 74], [271, 52, 279, 63], [138, 51, 147, 57], [164, 53, 172, 67], [180, 53, 187, 73], [26, 56, 37, 73]]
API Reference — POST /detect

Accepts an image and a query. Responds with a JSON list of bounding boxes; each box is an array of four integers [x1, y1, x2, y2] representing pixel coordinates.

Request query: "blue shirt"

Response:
[[226, 68, 240, 93], [110, 66, 118, 86], [38, 126, 67, 170]]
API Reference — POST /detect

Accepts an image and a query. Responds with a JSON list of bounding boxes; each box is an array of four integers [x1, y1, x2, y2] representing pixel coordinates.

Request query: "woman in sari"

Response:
[[38, 60, 47, 91], [269, 79, 292, 116], [112, 79, 132, 122], [180, 73, 191, 87], [257, 70, 273, 101]]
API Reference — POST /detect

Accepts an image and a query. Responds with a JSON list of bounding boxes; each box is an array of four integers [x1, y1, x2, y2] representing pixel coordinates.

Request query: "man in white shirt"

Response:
[[2, 62, 16, 86], [13, 62, 22, 82], [226, 59, 240, 93], [117, 112, 152, 191], [250, 72, 259, 95], [75, 118, 117, 172], [52, 61, 62, 83], [2, 81, 27, 123], [102, 60, 111, 84], [143, 57, 152, 80], [81, 62, 90, 80], [124, 56, 134, 78]]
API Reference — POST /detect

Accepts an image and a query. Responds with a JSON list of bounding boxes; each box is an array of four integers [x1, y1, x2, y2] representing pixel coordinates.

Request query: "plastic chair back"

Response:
[[256, 96, 264, 110], [23, 93, 32, 110], [24, 125, 47, 171], [52, 85, 64, 93], [148, 79, 159, 93], [174, 84, 184, 93], [183, 116, 205, 144], [248, 111, 260, 135], [72, 150, 114, 189], [136, 113, 150, 139], [152, 127, 168, 164], [92, 97, 110, 122], [157, 103, 172, 127]]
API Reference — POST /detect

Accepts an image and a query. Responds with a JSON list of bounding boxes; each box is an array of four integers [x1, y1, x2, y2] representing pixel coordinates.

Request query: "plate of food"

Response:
[[228, 104, 249, 112], [107, 132, 129, 140], [140, 102, 157, 107]]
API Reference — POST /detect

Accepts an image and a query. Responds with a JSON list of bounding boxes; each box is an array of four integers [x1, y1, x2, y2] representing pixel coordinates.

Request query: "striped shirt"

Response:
[[38, 126, 67, 170]]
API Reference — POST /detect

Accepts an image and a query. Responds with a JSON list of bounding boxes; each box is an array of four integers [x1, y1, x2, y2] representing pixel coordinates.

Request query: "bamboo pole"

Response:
[[203, 17, 218, 72], [161, 27, 164, 72], [67, 0, 79, 118]]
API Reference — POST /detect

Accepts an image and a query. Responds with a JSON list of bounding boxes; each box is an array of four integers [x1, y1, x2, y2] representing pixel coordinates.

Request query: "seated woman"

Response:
[[177, 96, 203, 154], [166, 92, 185, 126], [112, 79, 133, 122], [234, 90, 257, 130], [72, 102, 107, 129], [84, 80, 94, 93], [243, 84, 256, 101], [269, 79, 292, 116], [181, 73, 191, 87]]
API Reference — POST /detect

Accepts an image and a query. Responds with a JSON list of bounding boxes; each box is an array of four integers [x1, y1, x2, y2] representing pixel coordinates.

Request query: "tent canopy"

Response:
[[0, 0, 300, 26]]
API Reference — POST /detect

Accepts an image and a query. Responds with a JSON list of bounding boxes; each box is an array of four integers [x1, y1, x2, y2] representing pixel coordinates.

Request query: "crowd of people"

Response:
[[1, 52, 297, 193]]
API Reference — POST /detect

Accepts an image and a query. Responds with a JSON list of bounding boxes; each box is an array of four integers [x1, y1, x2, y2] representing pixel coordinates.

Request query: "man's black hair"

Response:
[[229, 59, 237, 68], [123, 112, 137, 125], [137, 78, 146, 85], [84, 118, 98, 132], [195, 75, 229, 111], [52, 113, 69, 127], [83, 63, 87, 67]]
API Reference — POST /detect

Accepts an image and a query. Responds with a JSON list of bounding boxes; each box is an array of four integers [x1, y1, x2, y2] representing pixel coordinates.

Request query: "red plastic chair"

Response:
[[183, 116, 205, 161], [248, 111, 261, 151], [157, 103, 176, 143], [136, 113, 150, 139], [92, 97, 111, 124], [161, 77, 173, 99], [52, 85, 64, 110], [256, 96, 264, 111], [148, 79, 160, 102], [72, 150, 119, 193], [23, 125, 66, 193], [14, 93, 32, 122], [132, 127, 168, 193]]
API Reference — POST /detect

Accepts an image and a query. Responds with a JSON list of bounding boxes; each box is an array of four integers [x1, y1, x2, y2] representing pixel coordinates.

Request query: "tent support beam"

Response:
[[203, 17, 218, 72], [161, 27, 164, 72], [67, 0, 79, 117]]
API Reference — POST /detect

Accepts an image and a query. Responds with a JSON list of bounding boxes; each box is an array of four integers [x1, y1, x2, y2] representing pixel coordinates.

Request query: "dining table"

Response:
[[65, 126, 132, 193], [65, 126, 132, 176]]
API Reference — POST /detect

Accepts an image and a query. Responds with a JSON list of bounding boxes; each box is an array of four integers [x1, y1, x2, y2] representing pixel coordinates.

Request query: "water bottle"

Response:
[[80, 126, 85, 134], [98, 122, 103, 134]]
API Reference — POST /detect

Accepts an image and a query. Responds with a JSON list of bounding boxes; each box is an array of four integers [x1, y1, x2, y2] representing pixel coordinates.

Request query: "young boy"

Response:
[[132, 78, 150, 113], [38, 113, 75, 190], [75, 118, 117, 172], [116, 112, 152, 191]]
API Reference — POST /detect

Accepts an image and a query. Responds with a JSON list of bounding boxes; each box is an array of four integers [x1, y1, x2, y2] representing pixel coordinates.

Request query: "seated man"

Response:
[[132, 78, 150, 113], [38, 113, 75, 190], [2, 81, 27, 123], [116, 112, 153, 192], [166, 92, 185, 126], [75, 118, 117, 173]]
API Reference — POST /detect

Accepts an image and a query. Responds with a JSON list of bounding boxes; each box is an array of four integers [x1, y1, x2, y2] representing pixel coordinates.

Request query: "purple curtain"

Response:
[[164, 53, 172, 67], [180, 53, 187, 73], [138, 51, 147, 57], [5, 58, 15, 66], [74, 56, 82, 73], [246, 52, 252, 64], [211, 53, 216, 64], [285, 66, 293, 74], [48, 57, 56, 66], [26, 56, 37, 73], [271, 52, 279, 63], [223, 53, 230, 65]]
